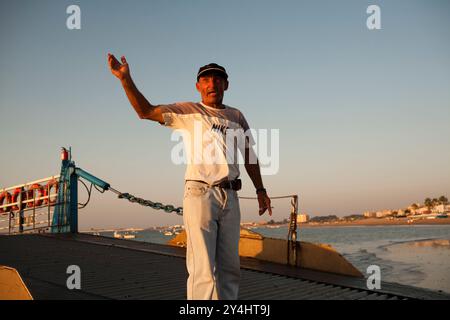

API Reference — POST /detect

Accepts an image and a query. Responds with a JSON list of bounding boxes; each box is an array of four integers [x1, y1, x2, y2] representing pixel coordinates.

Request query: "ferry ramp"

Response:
[[1, 233, 449, 300]]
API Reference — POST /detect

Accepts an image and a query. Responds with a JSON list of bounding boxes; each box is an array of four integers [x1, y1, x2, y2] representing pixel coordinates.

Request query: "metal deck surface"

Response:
[[1, 233, 449, 300]]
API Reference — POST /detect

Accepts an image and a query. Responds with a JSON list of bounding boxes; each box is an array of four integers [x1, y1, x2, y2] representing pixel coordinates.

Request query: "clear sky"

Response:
[[1, 0, 449, 229]]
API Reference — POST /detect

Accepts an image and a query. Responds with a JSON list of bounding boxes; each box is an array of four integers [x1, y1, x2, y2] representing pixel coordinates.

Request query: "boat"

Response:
[[123, 233, 136, 239], [3, 233, 450, 300], [114, 231, 136, 239], [169, 227, 364, 277], [113, 231, 122, 238], [3, 149, 449, 299]]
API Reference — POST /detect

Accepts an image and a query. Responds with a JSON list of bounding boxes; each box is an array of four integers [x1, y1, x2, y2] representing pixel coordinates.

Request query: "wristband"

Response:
[[256, 188, 266, 194]]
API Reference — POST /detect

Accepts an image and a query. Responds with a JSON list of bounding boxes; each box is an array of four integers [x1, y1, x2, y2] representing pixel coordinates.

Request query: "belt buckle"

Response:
[[219, 180, 231, 189], [218, 179, 241, 190]]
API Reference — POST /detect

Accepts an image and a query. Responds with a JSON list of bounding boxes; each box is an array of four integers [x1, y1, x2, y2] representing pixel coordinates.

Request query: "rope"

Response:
[[78, 178, 93, 209], [239, 195, 297, 200]]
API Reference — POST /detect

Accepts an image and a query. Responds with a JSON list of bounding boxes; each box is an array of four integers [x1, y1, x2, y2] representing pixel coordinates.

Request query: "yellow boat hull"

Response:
[[0, 266, 33, 300], [169, 228, 363, 278]]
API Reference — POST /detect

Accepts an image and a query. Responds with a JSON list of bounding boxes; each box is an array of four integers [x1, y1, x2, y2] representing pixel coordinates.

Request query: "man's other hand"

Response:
[[258, 192, 272, 216], [108, 53, 130, 80]]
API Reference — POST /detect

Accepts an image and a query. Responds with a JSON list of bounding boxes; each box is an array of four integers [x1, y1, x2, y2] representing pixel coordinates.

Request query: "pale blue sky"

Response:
[[1, 0, 449, 229]]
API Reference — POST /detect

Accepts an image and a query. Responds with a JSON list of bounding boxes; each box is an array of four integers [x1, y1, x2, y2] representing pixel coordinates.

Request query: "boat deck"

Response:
[[1, 233, 449, 300]]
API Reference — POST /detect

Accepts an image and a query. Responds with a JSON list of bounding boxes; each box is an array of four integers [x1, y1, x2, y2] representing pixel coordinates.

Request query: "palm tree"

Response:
[[424, 198, 432, 208], [439, 196, 448, 205], [411, 203, 418, 210]]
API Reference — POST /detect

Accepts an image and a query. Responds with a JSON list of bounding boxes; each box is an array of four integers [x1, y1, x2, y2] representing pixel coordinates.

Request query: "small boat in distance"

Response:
[[114, 231, 136, 239]]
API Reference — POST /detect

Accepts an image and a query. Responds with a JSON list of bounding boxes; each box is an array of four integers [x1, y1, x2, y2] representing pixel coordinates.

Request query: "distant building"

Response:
[[375, 210, 393, 218], [364, 211, 376, 218], [432, 204, 450, 214], [415, 207, 431, 215], [297, 214, 310, 224], [397, 209, 407, 217]]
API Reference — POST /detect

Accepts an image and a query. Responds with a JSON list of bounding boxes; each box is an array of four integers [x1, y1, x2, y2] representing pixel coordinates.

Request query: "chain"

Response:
[[108, 188, 183, 216]]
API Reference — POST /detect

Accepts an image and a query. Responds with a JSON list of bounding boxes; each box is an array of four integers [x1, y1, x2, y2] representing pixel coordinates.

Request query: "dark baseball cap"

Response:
[[197, 63, 228, 81]]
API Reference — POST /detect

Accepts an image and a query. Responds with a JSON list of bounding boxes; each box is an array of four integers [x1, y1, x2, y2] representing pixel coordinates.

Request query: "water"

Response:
[[97, 224, 450, 294], [101, 230, 172, 245], [255, 225, 450, 294]]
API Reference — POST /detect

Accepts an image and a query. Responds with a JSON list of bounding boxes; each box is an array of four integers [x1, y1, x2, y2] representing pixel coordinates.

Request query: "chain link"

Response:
[[116, 192, 183, 216]]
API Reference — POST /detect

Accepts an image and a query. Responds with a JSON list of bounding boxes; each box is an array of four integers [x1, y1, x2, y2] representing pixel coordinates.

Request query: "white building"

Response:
[[375, 210, 393, 218], [363, 211, 376, 218], [432, 204, 450, 214]]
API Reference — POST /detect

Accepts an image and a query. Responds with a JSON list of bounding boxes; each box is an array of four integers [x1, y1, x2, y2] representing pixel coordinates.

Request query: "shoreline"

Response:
[[247, 217, 450, 229], [297, 217, 450, 228]]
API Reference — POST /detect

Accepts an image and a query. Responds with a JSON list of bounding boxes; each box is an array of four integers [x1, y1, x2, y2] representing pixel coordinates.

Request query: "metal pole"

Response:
[[69, 170, 78, 233], [32, 190, 36, 230], [47, 182, 51, 230], [19, 188, 24, 233]]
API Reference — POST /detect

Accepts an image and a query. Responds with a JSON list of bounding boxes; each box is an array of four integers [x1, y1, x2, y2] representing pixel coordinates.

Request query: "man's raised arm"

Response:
[[108, 53, 163, 124]]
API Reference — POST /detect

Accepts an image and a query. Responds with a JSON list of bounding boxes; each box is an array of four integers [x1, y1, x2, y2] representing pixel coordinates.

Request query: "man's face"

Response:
[[196, 73, 228, 106]]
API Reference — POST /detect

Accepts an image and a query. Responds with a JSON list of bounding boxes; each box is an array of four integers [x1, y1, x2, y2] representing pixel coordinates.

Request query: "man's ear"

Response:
[[195, 82, 201, 93], [224, 80, 229, 91]]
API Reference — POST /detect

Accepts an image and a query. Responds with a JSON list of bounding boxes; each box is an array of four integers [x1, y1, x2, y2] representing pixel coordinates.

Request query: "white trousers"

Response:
[[183, 180, 241, 300]]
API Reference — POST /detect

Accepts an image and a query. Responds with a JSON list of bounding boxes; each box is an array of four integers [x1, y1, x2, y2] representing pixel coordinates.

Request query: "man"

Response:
[[108, 54, 272, 300]]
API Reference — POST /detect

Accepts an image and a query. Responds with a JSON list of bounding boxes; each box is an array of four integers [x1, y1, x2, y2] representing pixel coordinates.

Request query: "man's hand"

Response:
[[258, 192, 272, 216], [108, 53, 130, 80]]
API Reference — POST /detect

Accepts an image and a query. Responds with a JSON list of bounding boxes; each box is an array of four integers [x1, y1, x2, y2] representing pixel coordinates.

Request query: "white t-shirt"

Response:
[[158, 102, 255, 185]]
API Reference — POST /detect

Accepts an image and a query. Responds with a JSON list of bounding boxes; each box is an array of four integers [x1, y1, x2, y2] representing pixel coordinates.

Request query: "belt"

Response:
[[187, 179, 242, 191]]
